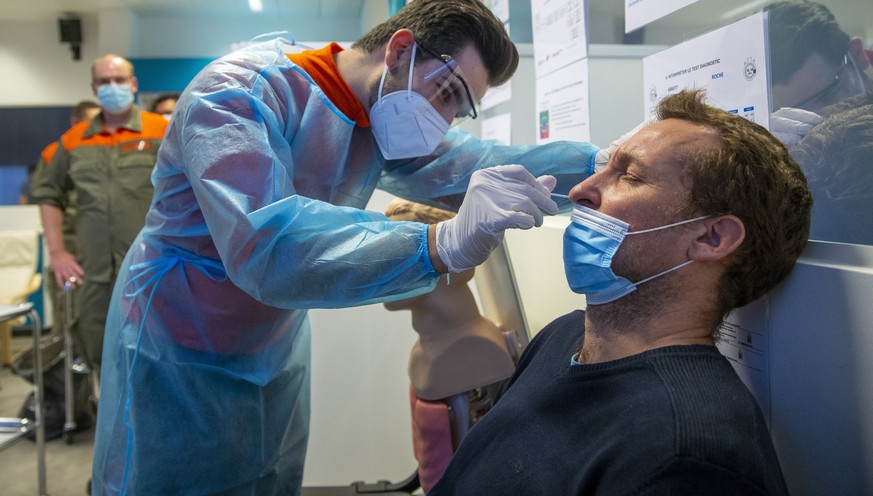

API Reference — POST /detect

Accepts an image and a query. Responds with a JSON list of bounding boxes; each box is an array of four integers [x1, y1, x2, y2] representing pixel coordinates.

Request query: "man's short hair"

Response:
[[792, 91, 873, 245], [91, 53, 135, 79], [658, 89, 813, 317], [352, 0, 518, 87], [71, 100, 100, 121], [766, 1, 849, 85]]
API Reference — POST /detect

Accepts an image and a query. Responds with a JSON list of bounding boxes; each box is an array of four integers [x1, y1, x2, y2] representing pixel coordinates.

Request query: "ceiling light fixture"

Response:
[[249, 0, 263, 13]]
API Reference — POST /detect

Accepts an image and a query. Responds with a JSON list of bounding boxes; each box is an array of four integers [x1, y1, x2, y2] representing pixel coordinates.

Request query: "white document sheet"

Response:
[[642, 12, 770, 129]]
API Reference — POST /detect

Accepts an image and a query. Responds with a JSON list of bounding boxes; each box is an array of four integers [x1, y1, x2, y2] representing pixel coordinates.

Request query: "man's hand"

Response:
[[771, 107, 823, 146], [50, 249, 84, 289], [40, 203, 85, 288], [432, 165, 558, 273]]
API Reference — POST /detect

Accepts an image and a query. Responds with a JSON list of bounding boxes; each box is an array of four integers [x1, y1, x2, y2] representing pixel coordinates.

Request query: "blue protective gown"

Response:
[[91, 37, 598, 495]]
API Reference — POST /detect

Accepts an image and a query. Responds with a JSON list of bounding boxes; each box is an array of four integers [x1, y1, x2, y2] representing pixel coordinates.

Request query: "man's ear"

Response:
[[848, 37, 871, 72], [383, 29, 416, 70], [688, 214, 745, 262]]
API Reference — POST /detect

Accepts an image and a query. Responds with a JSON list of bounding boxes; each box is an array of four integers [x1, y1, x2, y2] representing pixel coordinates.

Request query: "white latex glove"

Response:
[[771, 107, 823, 146], [436, 165, 558, 273], [594, 115, 660, 172]]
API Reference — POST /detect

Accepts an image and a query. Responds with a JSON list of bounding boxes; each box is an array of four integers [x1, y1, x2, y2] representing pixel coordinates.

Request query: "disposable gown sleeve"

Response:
[[176, 55, 438, 309], [378, 127, 599, 212]]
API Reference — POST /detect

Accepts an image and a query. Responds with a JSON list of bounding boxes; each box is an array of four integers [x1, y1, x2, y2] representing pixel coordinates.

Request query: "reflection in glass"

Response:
[[766, 1, 871, 114], [791, 92, 873, 246]]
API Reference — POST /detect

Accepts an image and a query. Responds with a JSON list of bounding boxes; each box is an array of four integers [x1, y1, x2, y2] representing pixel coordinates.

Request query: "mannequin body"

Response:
[[384, 270, 516, 400]]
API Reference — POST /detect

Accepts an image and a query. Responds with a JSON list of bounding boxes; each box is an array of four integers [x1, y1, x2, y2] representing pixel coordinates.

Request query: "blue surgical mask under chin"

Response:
[[562, 205, 709, 305], [97, 83, 134, 114]]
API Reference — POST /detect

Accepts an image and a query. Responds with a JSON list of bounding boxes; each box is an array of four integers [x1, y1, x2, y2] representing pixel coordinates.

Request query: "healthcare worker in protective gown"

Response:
[[92, 1, 600, 494]]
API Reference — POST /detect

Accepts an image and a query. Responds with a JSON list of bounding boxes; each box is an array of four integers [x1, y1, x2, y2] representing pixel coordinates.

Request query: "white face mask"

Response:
[[369, 44, 450, 160]]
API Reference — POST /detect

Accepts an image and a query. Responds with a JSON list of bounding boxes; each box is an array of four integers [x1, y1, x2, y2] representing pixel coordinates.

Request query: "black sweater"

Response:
[[430, 310, 789, 495]]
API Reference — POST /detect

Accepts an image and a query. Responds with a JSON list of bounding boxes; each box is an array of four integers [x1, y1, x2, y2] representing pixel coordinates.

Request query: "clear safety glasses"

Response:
[[793, 53, 867, 113], [416, 43, 479, 124]]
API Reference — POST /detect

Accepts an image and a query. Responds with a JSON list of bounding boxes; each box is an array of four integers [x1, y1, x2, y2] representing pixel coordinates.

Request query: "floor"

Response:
[[0, 335, 94, 496]]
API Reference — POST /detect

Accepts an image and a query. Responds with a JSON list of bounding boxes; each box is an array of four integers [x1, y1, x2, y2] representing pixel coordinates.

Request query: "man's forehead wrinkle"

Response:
[[657, 123, 721, 160]]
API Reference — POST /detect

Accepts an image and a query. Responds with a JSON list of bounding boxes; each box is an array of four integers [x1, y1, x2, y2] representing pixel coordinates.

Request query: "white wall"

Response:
[[0, 0, 385, 106], [131, 16, 361, 58], [304, 189, 419, 486], [0, 17, 97, 106]]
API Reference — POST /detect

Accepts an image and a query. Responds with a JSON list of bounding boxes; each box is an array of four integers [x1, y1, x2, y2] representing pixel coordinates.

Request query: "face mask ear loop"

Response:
[[626, 215, 710, 235], [406, 43, 418, 97], [847, 53, 867, 93], [377, 65, 389, 102], [633, 259, 695, 289]]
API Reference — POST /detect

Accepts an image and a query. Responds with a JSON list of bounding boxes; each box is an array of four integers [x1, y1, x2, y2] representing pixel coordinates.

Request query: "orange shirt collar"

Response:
[[287, 43, 370, 128]]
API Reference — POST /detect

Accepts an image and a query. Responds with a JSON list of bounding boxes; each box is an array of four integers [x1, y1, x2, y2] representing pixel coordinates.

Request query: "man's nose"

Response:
[[568, 177, 600, 209]]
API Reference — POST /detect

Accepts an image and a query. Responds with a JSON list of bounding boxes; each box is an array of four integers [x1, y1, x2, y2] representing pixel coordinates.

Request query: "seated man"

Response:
[[430, 89, 811, 495]]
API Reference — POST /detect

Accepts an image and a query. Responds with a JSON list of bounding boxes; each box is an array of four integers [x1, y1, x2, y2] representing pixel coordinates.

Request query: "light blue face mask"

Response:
[[97, 83, 134, 114], [563, 204, 709, 305]]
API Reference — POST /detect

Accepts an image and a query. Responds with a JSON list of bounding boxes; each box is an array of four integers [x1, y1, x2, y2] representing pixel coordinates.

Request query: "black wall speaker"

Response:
[[59, 18, 82, 44]]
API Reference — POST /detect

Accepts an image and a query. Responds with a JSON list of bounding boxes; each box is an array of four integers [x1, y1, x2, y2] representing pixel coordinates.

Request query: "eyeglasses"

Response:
[[416, 43, 479, 121], [93, 75, 133, 86], [792, 54, 866, 112]]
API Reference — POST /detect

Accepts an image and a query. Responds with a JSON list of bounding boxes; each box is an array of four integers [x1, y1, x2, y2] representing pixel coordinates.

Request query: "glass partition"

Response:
[[582, 0, 873, 247]]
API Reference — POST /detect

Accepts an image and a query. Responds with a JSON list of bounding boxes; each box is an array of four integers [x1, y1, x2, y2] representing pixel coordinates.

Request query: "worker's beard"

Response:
[[367, 60, 413, 110]]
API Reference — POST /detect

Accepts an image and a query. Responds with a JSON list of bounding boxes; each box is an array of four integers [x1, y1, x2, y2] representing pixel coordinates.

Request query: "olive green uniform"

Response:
[[32, 107, 167, 368], [33, 141, 78, 337]]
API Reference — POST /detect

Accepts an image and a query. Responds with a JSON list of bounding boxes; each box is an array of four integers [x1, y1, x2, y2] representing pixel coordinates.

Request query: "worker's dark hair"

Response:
[[765, 1, 849, 84], [353, 0, 518, 87]]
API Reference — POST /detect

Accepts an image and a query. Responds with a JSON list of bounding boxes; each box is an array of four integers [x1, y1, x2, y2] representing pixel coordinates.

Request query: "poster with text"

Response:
[[535, 59, 590, 144], [642, 12, 770, 129], [481, 113, 512, 145], [717, 298, 772, 422], [531, 0, 590, 144], [531, 0, 587, 78]]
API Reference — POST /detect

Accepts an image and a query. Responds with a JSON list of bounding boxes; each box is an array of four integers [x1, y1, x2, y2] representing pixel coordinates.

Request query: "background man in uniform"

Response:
[[32, 54, 168, 375], [31, 100, 101, 337]]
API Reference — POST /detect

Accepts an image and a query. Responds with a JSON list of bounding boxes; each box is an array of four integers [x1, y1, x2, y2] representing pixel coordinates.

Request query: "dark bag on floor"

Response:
[[11, 335, 92, 440]]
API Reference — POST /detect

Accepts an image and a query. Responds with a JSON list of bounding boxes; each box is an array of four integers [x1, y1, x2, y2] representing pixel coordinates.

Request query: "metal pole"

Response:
[[29, 308, 47, 495], [63, 282, 77, 442]]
